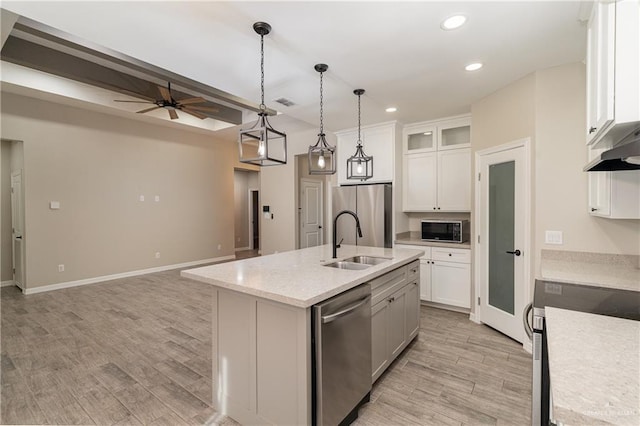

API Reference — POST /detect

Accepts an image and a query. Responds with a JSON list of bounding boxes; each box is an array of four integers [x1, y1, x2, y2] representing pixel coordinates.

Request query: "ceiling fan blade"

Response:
[[168, 109, 179, 120], [177, 97, 206, 105], [137, 106, 162, 114], [181, 108, 207, 120], [182, 105, 219, 113], [114, 100, 155, 104], [158, 85, 172, 102]]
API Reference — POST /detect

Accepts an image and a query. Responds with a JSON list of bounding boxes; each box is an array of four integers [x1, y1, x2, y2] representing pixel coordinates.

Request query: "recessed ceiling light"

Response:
[[441, 15, 467, 30], [465, 62, 483, 71], [385, 107, 397, 113]]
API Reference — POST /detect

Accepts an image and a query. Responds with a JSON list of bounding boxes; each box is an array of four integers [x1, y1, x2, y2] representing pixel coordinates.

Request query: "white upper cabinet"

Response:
[[402, 115, 471, 212], [586, 0, 640, 147], [336, 122, 397, 185], [588, 148, 640, 219]]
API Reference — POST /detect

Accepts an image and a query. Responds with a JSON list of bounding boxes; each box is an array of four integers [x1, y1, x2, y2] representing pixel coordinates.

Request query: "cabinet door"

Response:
[[437, 118, 471, 150], [419, 260, 431, 301], [586, 1, 615, 144], [588, 148, 611, 216], [403, 152, 437, 211], [405, 281, 420, 341], [404, 125, 436, 154], [388, 287, 407, 359], [371, 300, 389, 383], [336, 124, 395, 185], [431, 261, 471, 308], [437, 148, 471, 211]]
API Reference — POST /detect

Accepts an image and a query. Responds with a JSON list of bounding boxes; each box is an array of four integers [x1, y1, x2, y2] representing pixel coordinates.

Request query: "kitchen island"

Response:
[[181, 244, 423, 425]]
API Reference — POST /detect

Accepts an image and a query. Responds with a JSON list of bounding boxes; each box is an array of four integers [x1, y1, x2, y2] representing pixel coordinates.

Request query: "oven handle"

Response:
[[523, 302, 533, 340]]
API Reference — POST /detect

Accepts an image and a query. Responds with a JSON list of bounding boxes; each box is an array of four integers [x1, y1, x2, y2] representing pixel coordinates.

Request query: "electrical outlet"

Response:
[[545, 230, 563, 245], [217, 244, 222, 250], [155, 195, 160, 202], [58, 264, 65, 272], [139, 195, 145, 202], [155, 252, 160, 259]]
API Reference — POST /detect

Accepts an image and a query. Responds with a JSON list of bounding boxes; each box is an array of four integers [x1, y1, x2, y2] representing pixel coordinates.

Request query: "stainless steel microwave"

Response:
[[421, 220, 469, 243]]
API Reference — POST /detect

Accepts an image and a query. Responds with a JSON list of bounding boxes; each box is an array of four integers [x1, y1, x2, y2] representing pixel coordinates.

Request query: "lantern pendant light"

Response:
[[238, 22, 287, 166], [308, 64, 336, 175], [347, 89, 373, 180]]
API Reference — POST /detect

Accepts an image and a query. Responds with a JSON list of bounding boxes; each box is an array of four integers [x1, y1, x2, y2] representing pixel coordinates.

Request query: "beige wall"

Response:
[[1, 140, 12, 281], [233, 169, 259, 249], [471, 62, 640, 312], [260, 128, 333, 255], [534, 63, 640, 261], [1, 92, 237, 289]]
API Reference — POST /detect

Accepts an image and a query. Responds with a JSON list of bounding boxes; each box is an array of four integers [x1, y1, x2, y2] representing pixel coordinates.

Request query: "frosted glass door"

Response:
[[488, 161, 515, 315]]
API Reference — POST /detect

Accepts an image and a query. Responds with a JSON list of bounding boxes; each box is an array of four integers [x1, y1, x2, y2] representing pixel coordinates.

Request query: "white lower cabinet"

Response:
[[396, 244, 471, 309], [370, 261, 420, 383], [431, 261, 471, 308]]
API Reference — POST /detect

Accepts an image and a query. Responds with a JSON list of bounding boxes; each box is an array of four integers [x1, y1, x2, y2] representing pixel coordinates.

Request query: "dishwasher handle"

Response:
[[321, 296, 370, 324], [523, 302, 533, 340]]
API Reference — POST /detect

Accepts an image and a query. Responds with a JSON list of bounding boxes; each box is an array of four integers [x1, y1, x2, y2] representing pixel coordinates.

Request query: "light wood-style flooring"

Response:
[[1, 265, 531, 425]]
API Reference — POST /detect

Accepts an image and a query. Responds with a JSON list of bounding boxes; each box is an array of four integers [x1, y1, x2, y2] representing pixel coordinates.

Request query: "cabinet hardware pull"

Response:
[[448, 253, 452, 256], [588, 126, 597, 134], [388, 296, 395, 303], [437, 207, 441, 210], [591, 207, 598, 212]]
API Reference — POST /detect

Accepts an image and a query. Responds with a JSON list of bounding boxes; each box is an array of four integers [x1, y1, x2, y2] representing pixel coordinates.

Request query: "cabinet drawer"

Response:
[[407, 260, 420, 281], [432, 247, 470, 264], [371, 267, 407, 306]]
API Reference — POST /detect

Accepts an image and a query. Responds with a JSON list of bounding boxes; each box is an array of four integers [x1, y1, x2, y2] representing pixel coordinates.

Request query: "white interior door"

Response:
[[10, 170, 25, 289], [299, 179, 323, 248], [478, 142, 529, 343]]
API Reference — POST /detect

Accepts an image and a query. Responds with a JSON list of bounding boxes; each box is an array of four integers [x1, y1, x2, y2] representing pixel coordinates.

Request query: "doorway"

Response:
[[475, 138, 531, 345], [299, 179, 324, 248], [249, 189, 259, 250]]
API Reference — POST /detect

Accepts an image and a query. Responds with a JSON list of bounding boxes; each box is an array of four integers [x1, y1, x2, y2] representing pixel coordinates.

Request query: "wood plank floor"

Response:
[[1, 266, 531, 425]]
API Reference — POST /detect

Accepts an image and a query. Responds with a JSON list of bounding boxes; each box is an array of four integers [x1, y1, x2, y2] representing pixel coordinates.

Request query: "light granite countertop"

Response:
[[540, 250, 640, 292], [395, 231, 472, 249], [181, 244, 424, 308], [545, 307, 640, 426]]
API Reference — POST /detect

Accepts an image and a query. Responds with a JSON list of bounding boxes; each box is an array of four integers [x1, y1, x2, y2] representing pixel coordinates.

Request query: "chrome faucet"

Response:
[[333, 210, 363, 259]]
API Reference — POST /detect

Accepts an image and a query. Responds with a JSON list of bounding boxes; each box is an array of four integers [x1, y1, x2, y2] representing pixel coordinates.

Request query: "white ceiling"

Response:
[[2, 1, 590, 137]]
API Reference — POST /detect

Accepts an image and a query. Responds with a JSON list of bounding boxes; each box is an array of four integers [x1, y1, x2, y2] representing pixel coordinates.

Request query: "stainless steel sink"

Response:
[[323, 261, 371, 270], [342, 255, 392, 266]]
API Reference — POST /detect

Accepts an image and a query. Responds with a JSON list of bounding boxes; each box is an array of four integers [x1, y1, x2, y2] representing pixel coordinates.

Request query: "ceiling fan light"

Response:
[[239, 22, 287, 166]]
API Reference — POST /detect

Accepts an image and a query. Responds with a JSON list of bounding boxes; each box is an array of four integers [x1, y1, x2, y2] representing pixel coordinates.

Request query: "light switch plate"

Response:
[[545, 230, 563, 245], [50, 201, 60, 209], [139, 195, 145, 202]]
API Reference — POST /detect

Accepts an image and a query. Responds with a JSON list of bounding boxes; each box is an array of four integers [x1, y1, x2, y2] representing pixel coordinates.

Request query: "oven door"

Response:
[[531, 316, 549, 426]]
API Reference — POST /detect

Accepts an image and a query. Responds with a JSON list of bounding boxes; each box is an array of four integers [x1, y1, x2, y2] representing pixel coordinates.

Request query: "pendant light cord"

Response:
[[357, 92, 362, 145], [319, 70, 324, 134], [260, 34, 265, 111]]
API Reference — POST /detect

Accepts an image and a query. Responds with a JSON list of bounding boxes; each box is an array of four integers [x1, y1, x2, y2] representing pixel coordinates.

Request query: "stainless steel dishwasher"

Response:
[[312, 283, 371, 426]]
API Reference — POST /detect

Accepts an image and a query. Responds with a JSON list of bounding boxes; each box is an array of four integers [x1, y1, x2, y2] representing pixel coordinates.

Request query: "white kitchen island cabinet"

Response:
[[182, 244, 423, 425]]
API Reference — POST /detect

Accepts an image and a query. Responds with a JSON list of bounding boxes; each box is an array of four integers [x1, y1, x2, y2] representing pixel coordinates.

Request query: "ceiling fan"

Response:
[[114, 82, 218, 120]]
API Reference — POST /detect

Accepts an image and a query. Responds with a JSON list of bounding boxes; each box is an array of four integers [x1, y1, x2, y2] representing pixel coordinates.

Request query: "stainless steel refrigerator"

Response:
[[332, 183, 392, 248]]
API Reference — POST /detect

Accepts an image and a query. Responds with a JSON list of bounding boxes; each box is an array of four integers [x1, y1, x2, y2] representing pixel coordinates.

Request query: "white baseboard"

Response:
[[1, 280, 15, 287], [23, 255, 236, 295], [469, 312, 481, 324], [234, 246, 251, 252]]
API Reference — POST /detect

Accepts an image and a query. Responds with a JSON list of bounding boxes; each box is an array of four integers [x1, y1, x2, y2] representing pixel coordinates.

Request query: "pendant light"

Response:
[[308, 64, 336, 175], [238, 22, 287, 166], [347, 89, 373, 181]]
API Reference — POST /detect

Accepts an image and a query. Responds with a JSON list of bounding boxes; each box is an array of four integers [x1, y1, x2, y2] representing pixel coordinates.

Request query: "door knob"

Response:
[[506, 249, 521, 256]]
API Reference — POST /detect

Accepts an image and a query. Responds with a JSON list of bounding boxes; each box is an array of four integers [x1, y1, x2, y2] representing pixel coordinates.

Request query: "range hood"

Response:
[[584, 138, 640, 172]]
